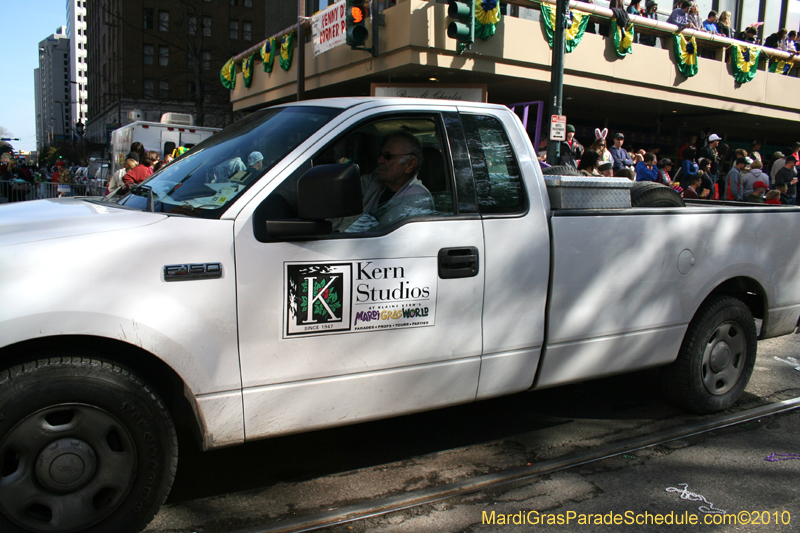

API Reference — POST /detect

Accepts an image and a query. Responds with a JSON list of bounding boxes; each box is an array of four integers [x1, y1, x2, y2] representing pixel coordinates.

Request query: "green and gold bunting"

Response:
[[540, 4, 590, 53], [261, 37, 276, 73], [673, 34, 698, 77], [242, 52, 255, 88], [731, 44, 761, 83], [220, 57, 236, 89], [611, 20, 634, 57], [475, 0, 501, 40], [768, 57, 792, 75], [279, 31, 294, 71]]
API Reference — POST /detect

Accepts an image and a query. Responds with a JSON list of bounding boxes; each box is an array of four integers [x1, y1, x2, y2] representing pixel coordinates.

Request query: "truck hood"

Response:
[[0, 198, 166, 247]]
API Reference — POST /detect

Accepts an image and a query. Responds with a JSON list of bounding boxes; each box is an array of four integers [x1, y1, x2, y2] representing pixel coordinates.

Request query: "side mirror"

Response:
[[297, 163, 363, 219], [255, 163, 363, 242]]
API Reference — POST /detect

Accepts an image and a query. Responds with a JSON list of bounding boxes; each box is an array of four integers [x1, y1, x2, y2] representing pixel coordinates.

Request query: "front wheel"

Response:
[[661, 296, 757, 414], [0, 357, 177, 533]]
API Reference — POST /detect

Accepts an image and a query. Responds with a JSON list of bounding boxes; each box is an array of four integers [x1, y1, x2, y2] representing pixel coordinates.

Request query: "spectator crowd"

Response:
[[541, 125, 800, 205]]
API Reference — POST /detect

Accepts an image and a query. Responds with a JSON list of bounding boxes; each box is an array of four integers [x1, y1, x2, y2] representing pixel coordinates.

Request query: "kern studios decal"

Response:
[[283, 258, 437, 337], [285, 263, 352, 336]]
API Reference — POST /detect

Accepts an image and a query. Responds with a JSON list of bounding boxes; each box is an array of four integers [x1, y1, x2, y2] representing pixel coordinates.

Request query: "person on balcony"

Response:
[[687, 3, 702, 30], [702, 11, 719, 34], [640, 1, 660, 47], [716, 11, 733, 38], [764, 28, 787, 50], [666, 1, 691, 31], [626, 0, 644, 16], [738, 26, 758, 44]]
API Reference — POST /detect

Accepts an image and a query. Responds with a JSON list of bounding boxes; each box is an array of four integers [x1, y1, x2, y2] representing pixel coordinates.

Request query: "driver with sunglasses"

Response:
[[340, 131, 435, 233]]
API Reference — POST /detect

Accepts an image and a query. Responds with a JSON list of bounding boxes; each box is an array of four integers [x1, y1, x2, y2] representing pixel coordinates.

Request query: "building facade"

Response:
[[67, 0, 89, 131], [36, 26, 71, 153], [231, 0, 800, 154], [85, 0, 266, 150]]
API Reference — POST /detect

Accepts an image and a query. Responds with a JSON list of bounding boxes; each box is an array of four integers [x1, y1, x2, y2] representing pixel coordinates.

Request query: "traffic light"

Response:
[[447, 0, 474, 54], [346, 0, 369, 48], [75, 121, 85, 137]]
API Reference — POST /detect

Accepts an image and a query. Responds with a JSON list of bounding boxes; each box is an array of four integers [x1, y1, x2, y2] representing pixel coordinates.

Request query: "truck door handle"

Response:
[[438, 247, 480, 279]]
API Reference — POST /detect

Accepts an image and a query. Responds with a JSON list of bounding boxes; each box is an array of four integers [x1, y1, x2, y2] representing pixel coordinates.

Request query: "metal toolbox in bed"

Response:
[[544, 176, 633, 209]]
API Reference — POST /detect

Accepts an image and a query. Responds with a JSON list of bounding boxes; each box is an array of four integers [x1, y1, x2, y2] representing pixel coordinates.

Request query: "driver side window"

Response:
[[266, 116, 456, 235]]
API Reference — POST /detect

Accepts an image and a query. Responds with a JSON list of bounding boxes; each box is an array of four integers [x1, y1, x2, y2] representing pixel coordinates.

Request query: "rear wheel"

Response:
[[0, 357, 177, 533], [662, 296, 757, 414]]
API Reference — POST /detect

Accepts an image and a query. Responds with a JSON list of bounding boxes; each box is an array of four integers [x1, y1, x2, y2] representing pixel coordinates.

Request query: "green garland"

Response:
[[242, 52, 255, 88], [730, 44, 761, 83], [261, 37, 276, 73], [475, 0, 501, 40], [672, 34, 698, 77], [768, 57, 792, 75], [279, 31, 294, 71], [611, 20, 634, 57], [540, 4, 590, 53], [220, 57, 236, 89]]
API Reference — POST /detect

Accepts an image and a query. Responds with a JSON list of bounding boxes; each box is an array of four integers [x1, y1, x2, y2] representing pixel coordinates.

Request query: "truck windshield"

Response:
[[111, 106, 341, 218]]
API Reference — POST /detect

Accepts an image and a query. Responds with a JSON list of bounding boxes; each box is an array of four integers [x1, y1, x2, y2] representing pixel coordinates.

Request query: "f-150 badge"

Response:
[[164, 263, 223, 282]]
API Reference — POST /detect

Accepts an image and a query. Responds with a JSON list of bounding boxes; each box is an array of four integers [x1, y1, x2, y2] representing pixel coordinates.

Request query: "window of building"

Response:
[[144, 80, 154, 97], [159, 81, 169, 97], [159, 45, 169, 66], [188, 16, 197, 35], [187, 81, 196, 98], [144, 44, 154, 64], [203, 17, 212, 36], [187, 51, 195, 68], [231, 0, 238, 4], [244, 0, 252, 6], [159, 11, 169, 31], [243, 21, 252, 41], [144, 8, 154, 30], [229, 20, 238, 39], [202, 50, 211, 70]]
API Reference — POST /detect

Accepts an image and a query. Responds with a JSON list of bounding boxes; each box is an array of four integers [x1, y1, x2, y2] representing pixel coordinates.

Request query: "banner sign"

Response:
[[311, 0, 347, 57], [371, 83, 488, 102]]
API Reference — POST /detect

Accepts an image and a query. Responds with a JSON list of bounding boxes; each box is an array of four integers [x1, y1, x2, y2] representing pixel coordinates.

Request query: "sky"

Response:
[[0, 0, 67, 153]]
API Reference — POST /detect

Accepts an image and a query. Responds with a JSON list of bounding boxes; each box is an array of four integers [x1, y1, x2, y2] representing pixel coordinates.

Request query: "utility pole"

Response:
[[297, 0, 305, 101], [546, 0, 570, 166]]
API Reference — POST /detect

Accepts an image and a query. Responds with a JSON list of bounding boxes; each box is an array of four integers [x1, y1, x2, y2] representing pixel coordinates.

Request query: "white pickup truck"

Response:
[[1, 98, 799, 533]]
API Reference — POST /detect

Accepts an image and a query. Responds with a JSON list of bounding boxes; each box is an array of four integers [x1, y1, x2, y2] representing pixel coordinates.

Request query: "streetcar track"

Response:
[[229, 396, 800, 533]]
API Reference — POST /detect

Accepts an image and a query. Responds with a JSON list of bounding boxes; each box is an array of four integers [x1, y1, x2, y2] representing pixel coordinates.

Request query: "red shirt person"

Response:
[[123, 157, 152, 188], [51, 161, 66, 183]]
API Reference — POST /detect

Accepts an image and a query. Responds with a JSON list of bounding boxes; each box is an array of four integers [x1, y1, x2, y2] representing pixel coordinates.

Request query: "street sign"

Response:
[[312, 0, 347, 56], [550, 115, 567, 141]]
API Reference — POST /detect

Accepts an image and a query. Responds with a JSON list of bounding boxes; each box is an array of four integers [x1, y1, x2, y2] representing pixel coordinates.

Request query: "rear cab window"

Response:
[[461, 114, 526, 215]]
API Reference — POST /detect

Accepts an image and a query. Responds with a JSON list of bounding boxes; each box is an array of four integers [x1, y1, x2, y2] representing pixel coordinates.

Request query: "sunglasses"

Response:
[[380, 151, 415, 161]]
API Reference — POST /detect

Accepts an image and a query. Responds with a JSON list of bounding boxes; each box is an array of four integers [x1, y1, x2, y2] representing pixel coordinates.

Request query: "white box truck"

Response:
[[109, 113, 220, 170]]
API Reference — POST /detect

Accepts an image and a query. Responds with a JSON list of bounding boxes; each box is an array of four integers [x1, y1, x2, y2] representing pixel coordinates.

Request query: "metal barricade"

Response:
[[0, 180, 108, 203]]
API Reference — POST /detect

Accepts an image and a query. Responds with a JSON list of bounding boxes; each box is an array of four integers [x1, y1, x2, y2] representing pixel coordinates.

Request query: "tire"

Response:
[[630, 182, 686, 207], [542, 165, 581, 176], [0, 357, 177, 533], [661, 296, 757, 414]]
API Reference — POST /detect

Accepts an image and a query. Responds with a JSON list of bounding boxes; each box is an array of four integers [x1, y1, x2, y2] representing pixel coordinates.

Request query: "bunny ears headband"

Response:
[[595, 128, 608, 140]]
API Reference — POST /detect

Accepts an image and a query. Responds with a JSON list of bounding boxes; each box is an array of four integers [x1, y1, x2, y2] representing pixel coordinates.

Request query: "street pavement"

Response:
[[145, 334, 800, 533]]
